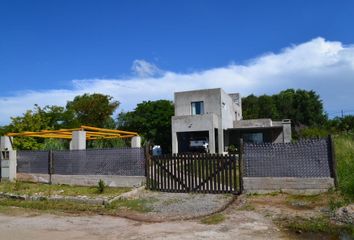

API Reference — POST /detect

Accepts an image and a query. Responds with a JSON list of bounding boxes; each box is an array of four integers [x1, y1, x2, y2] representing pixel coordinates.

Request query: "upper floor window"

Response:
[[191, 101, 204, 115]]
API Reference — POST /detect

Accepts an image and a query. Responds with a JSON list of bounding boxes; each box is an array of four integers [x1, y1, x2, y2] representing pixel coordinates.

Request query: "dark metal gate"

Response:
[[146, 153, 242, 194]]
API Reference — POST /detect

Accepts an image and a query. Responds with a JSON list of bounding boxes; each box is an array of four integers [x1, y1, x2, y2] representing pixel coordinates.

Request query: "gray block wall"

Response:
[[242, 137, 335, 194]]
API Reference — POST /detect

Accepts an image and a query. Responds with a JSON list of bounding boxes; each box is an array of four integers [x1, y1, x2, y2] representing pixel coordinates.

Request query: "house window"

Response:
[[191, 101, 204, 115], [243, 133, 263, 144]]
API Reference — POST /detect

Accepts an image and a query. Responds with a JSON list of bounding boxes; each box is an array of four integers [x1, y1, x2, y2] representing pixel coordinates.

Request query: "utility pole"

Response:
[[341, 110, 344, 118]]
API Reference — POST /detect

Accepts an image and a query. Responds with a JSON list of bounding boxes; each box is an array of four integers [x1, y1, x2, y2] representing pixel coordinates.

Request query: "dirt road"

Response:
[[0, 209, 286, 240]]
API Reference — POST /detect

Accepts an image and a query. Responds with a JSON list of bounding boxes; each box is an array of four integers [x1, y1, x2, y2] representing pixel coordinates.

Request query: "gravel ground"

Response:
[[137, 191, 235, 220]]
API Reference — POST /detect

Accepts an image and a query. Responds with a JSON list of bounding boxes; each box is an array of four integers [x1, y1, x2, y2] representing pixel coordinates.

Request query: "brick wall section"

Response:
[[243, 138, 332, 178]]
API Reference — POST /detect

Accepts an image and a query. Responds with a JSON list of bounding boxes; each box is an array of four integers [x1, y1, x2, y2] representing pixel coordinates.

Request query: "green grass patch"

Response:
[[0, 195, 156, 215], [334, 134, 354, 200], [107, 198, 156, 213], [0, 197, 104, 214], [279, 216, 354, 238], [286, 194, 322, 203], [285, 194, 322, 210], [200, 213, 226, 225], [0, 181, 131, 198], [237, 203, 256, 211], [246, 191, 281, 197]]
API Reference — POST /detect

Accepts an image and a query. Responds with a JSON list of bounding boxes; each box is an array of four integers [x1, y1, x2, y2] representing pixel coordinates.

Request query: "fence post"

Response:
[[328, 135, 338, 188], [238, 138, 244, 194], [48, 150, 53, 185], [144, 144, 151, 189]]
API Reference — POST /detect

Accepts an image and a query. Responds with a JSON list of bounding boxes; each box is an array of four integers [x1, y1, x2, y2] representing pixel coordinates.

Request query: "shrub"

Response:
[[227, 145, 238, 154], [298, 127, 329, 138], [97, 179, 106, 193]]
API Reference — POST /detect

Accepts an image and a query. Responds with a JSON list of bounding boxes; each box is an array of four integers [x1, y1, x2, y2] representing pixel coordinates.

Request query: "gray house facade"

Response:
[[171, 88, 291, 154]]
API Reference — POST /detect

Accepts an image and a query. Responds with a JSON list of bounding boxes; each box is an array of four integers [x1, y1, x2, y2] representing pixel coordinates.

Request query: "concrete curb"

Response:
[[0, 188, 144, 205], [107, 186, 145, 204]]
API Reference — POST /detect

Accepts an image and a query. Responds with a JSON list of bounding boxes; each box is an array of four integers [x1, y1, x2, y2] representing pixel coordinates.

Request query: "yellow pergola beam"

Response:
[[81, 125, 138, 136], [6, 125, 139, 140], [23, 134, 73, 139], [85, 131, 121, 137], [7, 128, 80, 137]]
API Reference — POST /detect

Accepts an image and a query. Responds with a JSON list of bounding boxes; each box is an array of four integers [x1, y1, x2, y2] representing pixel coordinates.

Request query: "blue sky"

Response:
[[1, 0, 354, 124]]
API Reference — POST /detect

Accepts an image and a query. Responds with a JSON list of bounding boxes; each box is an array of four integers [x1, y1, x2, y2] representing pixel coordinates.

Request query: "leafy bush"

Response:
[[298, 127, 329, 138], [227, 145, 238, 154]]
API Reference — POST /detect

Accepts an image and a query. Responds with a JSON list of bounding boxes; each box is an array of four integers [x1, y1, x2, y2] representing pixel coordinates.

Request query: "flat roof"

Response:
[[228, 125, 283, 131]]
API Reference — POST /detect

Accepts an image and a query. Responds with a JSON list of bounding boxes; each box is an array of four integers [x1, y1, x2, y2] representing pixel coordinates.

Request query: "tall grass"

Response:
[[334, 133, 354, 200]]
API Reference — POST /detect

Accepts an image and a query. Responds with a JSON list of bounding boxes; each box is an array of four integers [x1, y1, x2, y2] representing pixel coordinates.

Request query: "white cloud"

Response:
[[131, 59, 162, 77], [1, 37, 354, 124]]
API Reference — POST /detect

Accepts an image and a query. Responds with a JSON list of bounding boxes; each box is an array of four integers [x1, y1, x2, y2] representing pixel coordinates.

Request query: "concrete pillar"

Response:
[[0, 136, 13, 150], [172, 131, 178, 154], [208, 129, 216, 153], [217, 128, 224, 154], [131, 136, 141, 148], [70, 131, 86, 150], [282, 119, 292, 143], [1, 150, 16, 181]]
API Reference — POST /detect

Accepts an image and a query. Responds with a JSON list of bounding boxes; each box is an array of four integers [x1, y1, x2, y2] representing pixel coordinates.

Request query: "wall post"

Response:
[[0, 136, 13, 150], [328, 135, 338, 188], [70, 131, 86, 150], [131, 136, 141, 148], [238, 138, 244, 193], [48, 150, 53, 185], [1, 150, 17, 181], [208, 129, 216, 153]]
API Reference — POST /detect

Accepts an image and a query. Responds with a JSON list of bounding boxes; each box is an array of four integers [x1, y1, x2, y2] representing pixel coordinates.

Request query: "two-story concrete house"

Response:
[[171, 88, 291, 153]]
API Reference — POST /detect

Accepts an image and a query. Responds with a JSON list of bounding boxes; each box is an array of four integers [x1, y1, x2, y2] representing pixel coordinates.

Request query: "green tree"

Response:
[[291, 89, 327, 126], [66, 93, 119, 127], [242, 94, 260, 119], [258, 95, 279, 119], [39, 105, 79, 129], [118, 100, 174, 153], [242, 89, 327, 128], [273, 89, 296, 120], [6, 105, 51, 149]]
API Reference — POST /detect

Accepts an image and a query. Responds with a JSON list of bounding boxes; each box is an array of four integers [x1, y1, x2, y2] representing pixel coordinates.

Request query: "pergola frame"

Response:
[[6, 125, 139, 141]]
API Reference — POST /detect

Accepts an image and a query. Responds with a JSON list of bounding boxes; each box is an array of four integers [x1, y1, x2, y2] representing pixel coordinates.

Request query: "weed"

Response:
[[328, 194, 347, 212], [200, 213, 226, 225], [97, 179, 106, 194], [13, 181, 22, 191]]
